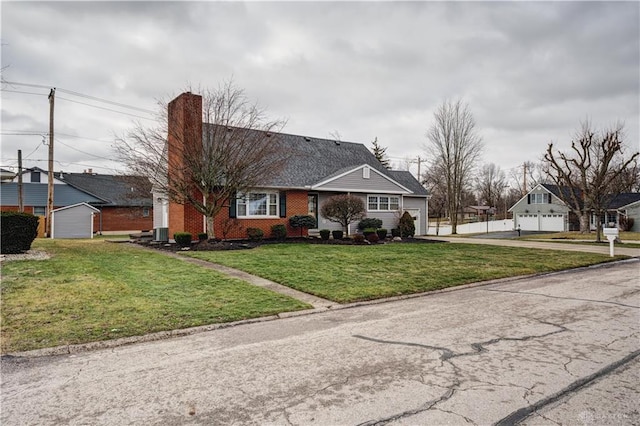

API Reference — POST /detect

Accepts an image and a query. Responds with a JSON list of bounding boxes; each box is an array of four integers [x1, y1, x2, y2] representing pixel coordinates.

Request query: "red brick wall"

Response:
[[213, 190, 309, 239], [94, 206, 153, 233]]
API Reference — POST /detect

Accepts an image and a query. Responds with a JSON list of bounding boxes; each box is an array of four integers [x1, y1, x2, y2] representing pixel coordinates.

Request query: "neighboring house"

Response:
[[157, 92, 429, 239], [51, 203, 100, 239], [1, 167, 153, 234], [458, 206, 494, 222], [56, 171, 153, 234], [509, 183, 640, 232]]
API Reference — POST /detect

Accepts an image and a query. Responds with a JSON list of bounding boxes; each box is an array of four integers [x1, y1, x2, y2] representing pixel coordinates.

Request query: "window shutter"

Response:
[[229, 193, 237, 218], [279, 191, 287, 218], [548, 193, 552, 204], [527, 194, 531, 204]]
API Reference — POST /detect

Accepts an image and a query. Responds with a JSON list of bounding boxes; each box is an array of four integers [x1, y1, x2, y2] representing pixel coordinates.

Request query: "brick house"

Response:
[[155, 92, 429, 240], [2, 167, 153, 235]]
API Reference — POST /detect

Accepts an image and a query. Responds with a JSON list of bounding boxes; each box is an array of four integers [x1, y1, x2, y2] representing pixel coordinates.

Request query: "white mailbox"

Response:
[[603, 227, 619, 257]]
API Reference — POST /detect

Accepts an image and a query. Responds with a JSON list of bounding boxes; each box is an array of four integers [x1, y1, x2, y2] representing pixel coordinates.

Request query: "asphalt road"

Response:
[[2, 260, 639, 425]]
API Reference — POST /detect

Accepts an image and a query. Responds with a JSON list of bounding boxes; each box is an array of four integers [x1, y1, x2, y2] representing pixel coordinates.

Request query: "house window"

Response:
[[530, 193, 548, 204], [33, 206, 46, 216], [237, 191, 279, 217], [142, 207, 150, 217], [31, 171, 41, 183], [363, 167, 370, 179], [368, 195, 400, 211]]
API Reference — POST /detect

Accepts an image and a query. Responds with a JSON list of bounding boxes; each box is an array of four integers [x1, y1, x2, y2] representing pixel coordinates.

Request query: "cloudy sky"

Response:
[[2, 1, 638, 183]]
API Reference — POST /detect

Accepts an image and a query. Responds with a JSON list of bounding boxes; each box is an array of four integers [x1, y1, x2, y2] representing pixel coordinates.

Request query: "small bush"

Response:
[[197, 232, 208, 242], [174, 232, 192, 248], [399, 211, 415, 237], [353, 234, 366, 244], [0, 212, 39, 254], [319, 229, 331, 240], [366, 233, 380, 243], [271, 224, 287, 241], [358, 218, 383, 230], [332, 230, 344, 240], [362, 227, 376, 236], [620, 216, 635, 232], [289, 215, 317, 237], [377, 228, 388, 240], [247, 227, 264, 242], [391, 228, 401, 238]]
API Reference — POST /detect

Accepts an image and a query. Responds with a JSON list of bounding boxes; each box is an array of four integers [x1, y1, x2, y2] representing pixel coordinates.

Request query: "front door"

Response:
[[308, 194, 318, 228]]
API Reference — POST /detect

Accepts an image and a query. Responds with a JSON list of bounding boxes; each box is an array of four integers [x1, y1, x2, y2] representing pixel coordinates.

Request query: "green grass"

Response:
[[1, 239, 310, 353], [186, 243, 623, 304]]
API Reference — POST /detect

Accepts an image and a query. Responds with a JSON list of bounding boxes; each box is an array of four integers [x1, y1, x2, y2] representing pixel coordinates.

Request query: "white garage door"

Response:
[[518, 214, 539, 231], [540, 214, 564, 232]]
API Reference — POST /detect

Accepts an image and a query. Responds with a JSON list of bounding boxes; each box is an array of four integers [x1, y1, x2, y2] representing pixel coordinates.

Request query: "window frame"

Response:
[[367, 194, 400, 212], [236, 191, 280, 218]]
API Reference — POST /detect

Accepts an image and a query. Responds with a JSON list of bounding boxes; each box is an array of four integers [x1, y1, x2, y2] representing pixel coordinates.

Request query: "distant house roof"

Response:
[[604, 193, 640, 210], [56, 173, 152, 207], [0, 183, 104, 206], [204, 124, 428, 196]]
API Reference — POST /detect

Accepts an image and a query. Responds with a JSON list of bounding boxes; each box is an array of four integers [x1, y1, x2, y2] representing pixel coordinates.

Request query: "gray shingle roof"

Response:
[[0, 183, 104, 206], [205, 124, 428, 196], [57, 173, 152, 207]]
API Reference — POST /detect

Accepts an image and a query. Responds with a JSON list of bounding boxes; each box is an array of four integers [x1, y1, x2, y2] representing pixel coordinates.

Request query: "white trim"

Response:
[[236, 190, 280, 218], [51, 202, 100, 213], [508, 183, 559, 213], [311, 164, 414, 194], [367, 194, 401, 212]]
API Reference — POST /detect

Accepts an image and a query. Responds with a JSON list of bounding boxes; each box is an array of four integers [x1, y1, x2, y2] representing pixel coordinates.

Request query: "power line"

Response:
[[2, 158, 119, 171], [57, 96, 155, 120], [54, 137, 117, 161], [1, 89, 49, 97]]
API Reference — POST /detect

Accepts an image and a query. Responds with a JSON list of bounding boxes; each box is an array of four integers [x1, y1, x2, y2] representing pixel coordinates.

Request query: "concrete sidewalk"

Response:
[[422, 236, 640, 257]]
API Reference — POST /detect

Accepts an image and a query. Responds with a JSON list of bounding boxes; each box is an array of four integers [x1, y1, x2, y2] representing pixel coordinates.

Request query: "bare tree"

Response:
[[115, 80, 289, 238], [509, 161, 546, 196], [544, 121, 639, 241], [476, 163, 506, 212], [371, 137, 391, 169], [320, 194, 366, 235], [422, 163, 448, 234], [426, 99, 483, 234]]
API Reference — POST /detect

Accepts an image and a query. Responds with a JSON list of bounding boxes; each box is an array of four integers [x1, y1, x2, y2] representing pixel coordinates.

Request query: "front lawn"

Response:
[[1, 239, 310, 353], [186, 242, 623, 303], [520, 231, 640, 241]]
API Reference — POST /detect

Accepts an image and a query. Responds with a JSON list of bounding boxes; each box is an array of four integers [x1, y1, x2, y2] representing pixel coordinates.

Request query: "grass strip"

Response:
[[187, 243, 623, 304], [1, 239, 310, 353]]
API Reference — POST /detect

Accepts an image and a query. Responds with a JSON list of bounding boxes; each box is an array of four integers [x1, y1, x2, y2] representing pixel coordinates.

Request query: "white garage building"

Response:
[[509, 184, 571, 232]]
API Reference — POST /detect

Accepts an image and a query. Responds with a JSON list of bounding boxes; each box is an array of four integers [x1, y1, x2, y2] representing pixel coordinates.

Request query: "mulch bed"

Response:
[[139, 236, 445, 252]]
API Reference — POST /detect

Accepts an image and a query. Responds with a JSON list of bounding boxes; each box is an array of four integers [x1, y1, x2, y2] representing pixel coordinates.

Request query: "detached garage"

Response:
[[51, 203, 99, 239], [516, 213, 565, 231]]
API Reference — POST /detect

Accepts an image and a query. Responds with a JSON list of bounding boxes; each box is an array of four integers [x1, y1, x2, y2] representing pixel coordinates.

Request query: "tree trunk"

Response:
[[579, 213, 590, 234], [206, 215, 216, 239]]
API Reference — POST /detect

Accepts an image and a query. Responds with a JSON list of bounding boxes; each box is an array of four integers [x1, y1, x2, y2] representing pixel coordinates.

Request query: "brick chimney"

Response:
[[167, 92, 204, 239]]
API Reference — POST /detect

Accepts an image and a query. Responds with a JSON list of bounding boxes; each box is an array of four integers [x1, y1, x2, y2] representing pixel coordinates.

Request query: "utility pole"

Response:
[[17, 149, 24, 212], [46, 88, 55, 237]]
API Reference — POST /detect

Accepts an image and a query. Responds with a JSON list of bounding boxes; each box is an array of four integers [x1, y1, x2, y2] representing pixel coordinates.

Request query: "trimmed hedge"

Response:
[[399, 211, 415, 237], [358, 218, 383, 230], [247, 227, 264, 242], [271, 224, 287, 241], [319, 229, 331, 240], [289, 215, 317, 237], [1, 212, 40, 254], [332, 230, 344, 240], [174, 232, 192, 248]]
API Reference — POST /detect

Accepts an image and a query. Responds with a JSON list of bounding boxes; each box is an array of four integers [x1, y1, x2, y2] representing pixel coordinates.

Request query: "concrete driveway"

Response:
[[2, 260, 638, 425]]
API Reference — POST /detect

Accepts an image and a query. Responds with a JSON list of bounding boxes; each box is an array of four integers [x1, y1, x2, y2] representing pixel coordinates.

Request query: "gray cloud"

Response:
[[2, 1, 638, 179]]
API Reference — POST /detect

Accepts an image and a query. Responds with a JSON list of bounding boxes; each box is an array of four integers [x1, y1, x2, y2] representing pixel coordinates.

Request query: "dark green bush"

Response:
[[332, 230, 344, 240], [366, 233, 380, 243], [0, 212, 39, 254], [391, 228, 401, 238], [353, 234, 366, 244], [377, 228, 388, 240], [271, 224, 287, 241], [289, 215, 317, 237], [197, 232, 208, 242], [362, 227, 376, 236], [319, 229, 331, 240], [358, 218, 383, 230], [174, 232, 192, 248], [247, 227, 264, 242], [399, 211, 415, 237]]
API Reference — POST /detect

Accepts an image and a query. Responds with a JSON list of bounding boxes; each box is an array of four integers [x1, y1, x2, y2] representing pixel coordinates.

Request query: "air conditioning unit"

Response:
[[154, 227, 169, 242]]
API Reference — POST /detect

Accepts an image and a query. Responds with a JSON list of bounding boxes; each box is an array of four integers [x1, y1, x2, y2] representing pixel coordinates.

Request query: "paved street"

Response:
[[2, 260, 639, 425]]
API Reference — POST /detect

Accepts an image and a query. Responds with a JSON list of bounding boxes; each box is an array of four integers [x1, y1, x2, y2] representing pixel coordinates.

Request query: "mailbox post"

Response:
[[603, 227, 619, 257]]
